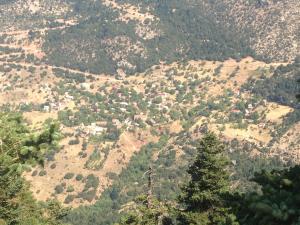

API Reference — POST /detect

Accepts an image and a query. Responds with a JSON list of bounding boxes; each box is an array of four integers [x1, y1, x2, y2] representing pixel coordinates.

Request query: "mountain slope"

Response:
[[0, 1, 299, 224]]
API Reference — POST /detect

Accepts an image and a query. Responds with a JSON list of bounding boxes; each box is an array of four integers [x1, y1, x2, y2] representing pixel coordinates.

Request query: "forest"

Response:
[[43, 0, 253, 75]]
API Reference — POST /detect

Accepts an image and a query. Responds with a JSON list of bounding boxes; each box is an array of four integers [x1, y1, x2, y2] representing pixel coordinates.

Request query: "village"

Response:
[[0, 56, 297, 206]]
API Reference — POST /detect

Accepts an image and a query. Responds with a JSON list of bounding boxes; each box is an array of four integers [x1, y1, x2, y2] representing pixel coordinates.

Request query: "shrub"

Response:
[[76, 174, 84, 181], [84, 174, 99, 190], [82, 141, 88, 151], [64, 172, 75, 179], [78, 190, 96, 202], [31, 170, 38, 176], [39, 170, 47, 176], [50, 163, 56, 169], [69, 139, 80, 145], [67, 186, 75, 193], [64, 195, 75, 204], [55, 184, 64, 194], [106, 172, 118, 180]]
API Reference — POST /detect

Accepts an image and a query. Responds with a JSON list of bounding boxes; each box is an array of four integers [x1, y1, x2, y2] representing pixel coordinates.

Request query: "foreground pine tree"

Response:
[[177, 132, 238, 225], [0, 113, 68, 225], [119, 195, 172, 225], [237, 85, 300, 225], [238, 166, 300, 225]]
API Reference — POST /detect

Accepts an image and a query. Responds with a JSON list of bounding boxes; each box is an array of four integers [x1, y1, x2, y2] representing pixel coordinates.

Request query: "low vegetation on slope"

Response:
[[1, 57, 299, 212]]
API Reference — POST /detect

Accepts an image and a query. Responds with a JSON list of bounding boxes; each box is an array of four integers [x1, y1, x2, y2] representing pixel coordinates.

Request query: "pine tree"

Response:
[[238, 166, 300, 225], [177, 132, 238, 225], [118, 166, 173, 225], [0, 113, 68, 225], [118, 195, 172, 225]]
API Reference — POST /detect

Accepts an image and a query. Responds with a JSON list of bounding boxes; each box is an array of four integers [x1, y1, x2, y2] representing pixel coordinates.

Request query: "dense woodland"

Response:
[[243, 58, 300, 108], [44, 0, 253, 75], [43, 0, 299, 76]]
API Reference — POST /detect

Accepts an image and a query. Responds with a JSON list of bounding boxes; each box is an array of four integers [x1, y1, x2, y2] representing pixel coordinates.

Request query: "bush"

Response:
[[64, 172, 75, 179], [50, 163, 56, 169], [82, 141, 88, 151], [106, 172, 118, 180], [64, 195, 75, 204], [78, 190, 96, 202], [76, 174, 84, 181], [31, 170, 38, 176], [39, 170, 47, 176], [55, 184, 64, 194], [67, 186, 75, 193], [69, 139, 80, 145], [84, 174, 99, 190]]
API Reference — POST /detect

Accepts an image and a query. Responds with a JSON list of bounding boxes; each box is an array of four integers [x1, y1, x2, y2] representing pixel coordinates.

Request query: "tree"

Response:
[[177, 132, 238, 225], [118, 195, 172, 225], [119, 166, 173, 225], [234, 76, 300, 225], [238, 166, 300, 225], [0, 113, 68, 225]]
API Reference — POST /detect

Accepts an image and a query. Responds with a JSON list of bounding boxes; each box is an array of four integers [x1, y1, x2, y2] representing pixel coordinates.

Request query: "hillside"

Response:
[[0, 0, 299, 224], [1, 0, 298, 77], [1, 55, 299, 223], [43, 0, 299, 75], [201, 0, 300, 62]]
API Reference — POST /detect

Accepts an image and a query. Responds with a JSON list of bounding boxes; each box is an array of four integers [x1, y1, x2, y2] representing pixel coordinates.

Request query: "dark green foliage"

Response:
[[64, 195, 75, 204], [64, 173, 75, 180], [177, 132, 238, 225], [243, 61, 300, 108], [67, 186, 75, 193], [238, 166, 300, 225], [32, 170, 38, 177], [84, 174, 99, 190], [78, 190, 97, 202], [52, 68, 86, 83], [75, 174, 84, 181], [43, 0, 253, 75], [39, 170, 47, 176], [55, 185, 64, 195], [119, 195, 172, 225], [0, 113, 67, 225], [82, 141, 88, 151], [68, 139, 80, 145]]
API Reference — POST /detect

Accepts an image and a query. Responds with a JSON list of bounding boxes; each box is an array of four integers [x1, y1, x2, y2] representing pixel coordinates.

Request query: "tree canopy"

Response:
[[0, 113, 68, 225], [177, 132, 238, 225]]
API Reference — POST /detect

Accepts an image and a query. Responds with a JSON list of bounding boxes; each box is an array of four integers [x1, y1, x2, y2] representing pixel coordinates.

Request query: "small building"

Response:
[[43, 105, 50, 112], [81, 83, 90, 90]]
